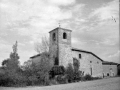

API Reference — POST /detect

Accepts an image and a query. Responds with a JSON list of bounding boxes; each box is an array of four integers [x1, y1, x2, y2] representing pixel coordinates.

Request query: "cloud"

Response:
[[0, 0, 119, 65], [70, 0, 119, 62], [106, 50, 120, 63], [0, 40, 13, 66], [48, 0, 76, 6], [0, 0, 74, 42], [0, 0, 79, 65], [89, 0, 119, 21]]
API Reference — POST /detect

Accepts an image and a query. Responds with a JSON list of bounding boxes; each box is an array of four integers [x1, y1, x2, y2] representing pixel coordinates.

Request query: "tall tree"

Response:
[[2, 41, 20, 70], [34, 36, 49, 53]]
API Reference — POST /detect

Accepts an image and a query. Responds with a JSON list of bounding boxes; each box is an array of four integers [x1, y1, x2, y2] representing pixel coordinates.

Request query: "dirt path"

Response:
[[0, 77, 120, 90]]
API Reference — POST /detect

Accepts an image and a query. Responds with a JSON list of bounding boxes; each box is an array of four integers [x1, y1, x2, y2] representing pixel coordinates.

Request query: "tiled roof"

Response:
[[30, 54, 41, 59], [102, 61, 118, 65]]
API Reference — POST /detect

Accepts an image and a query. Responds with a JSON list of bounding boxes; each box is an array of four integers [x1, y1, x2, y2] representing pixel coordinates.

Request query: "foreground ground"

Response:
[[0, 77, 120, 90]]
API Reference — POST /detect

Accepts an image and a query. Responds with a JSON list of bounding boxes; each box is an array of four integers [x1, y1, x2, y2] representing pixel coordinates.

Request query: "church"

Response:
[[30, 27, 118, 77]]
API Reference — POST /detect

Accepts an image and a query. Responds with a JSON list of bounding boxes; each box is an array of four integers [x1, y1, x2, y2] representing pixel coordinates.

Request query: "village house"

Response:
[[30, 27, 118, 77]]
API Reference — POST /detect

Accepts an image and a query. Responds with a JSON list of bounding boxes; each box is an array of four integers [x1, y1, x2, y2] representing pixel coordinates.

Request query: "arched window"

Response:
[[52, 33, 56, 41], [63, 32, 67, 39]]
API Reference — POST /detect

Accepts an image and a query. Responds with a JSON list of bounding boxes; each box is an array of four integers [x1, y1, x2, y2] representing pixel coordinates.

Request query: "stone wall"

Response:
[[49, 29, 58, 58], [72, 51, 103, 77], [59, 44, 72, 67], [103, 64, 117, 77], [58, 28, 72, 67], [49, 28, 72, 67]]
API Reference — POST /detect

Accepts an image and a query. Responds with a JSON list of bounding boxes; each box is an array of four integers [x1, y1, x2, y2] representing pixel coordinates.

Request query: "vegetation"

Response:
[[65, 58, 84, 83], [0, 41, 100, 87], [0, 41, 24, 86], [82, 74, 93, 81], [34, 36, 49, 53], [0, 41, 52, 86]]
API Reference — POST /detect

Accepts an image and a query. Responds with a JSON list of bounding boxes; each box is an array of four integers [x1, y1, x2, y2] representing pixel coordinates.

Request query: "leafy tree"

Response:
[[23, 52, 53, 85], [33, 52, 52, 85], [34, 36, 49, 53], [73, 58, 82, 82], [0, 41, 23, 86], [65, 63, 74, 83], [2, 41, 20, 70], [73, 58, 80, 72]]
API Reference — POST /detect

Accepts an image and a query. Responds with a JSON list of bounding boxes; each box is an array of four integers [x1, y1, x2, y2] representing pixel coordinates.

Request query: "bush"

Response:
[[65, 63, 84, 83], [92, 77, 101, 80], [82, 74, 93, 81], [55, 75, 68, 84], [65, 63, 74, 83], [49, 79, 58, 85], [0, 70, 27, 87], [49, 65, 65, 79], [73, 71, 83, 82]]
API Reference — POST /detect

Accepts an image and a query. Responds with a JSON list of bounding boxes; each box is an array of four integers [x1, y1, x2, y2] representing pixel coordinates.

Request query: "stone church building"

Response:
[[30, 27, 118, 77]]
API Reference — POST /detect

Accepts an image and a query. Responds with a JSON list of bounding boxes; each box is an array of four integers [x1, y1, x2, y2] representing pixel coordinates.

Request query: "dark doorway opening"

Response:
[[90, 67, 92, 75], [54, 57, 59, 65]]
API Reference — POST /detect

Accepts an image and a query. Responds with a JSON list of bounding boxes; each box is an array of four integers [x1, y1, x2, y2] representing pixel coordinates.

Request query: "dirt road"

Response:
[[1, 77, 120, 90]]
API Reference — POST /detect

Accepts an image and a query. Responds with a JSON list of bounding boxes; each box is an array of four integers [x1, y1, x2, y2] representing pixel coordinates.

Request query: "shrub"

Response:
[[0, 70, 27, 87], [65, 63, 74, 83], [73, 71, 83, 82], [92, 77, 101, 80], [55, 75, 68, 84], [49, 79, 58, 85], [49, 65, 65, 79], [82, 74, 93, 81]]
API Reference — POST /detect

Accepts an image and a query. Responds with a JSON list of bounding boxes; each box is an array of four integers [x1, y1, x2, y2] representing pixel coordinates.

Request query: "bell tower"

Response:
[[49, 27, 72, 67]]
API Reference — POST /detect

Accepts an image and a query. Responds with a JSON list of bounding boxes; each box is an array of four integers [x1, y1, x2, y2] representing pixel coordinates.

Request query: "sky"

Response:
[[0, 0, 119, 65]]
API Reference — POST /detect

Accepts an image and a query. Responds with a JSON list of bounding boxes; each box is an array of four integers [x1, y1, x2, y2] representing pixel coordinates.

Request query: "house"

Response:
[[30, 27, 118, 77], [102, 61, 118, 77]]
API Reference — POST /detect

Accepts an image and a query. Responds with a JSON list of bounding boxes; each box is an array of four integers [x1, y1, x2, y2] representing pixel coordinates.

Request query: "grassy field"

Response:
[[0, 77, 120, 90]]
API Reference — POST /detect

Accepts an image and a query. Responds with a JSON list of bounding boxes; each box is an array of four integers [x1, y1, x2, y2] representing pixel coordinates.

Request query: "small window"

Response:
[[110, 68, 112, 70], [79, 54, 81, 59], [52, 33, 56, 41], [90, 61, 92, 63], [63, 32, 67, 39], [97, 61, 99, 64]]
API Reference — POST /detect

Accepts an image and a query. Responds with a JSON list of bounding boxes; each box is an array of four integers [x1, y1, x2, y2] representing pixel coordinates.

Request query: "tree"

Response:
[[65, 63, 74, 83], [34, 52, 53, 85], [2, 59, 9, 67], [73, 58, 82, 82], [73, 58, 80, 72], [23, 52, 53, 85], [34, 36, 49, 53], [2, 41, 19, 70], [0, 41, 24, 86]]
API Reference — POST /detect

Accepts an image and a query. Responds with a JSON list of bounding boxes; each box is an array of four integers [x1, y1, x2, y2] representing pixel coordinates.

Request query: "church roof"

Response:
[[72, 47, 104, 62], [49, 27, 72, 33], [102, 61, 118, 65], [72, 47, 118, 65], [30, 54, 41, 59]]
